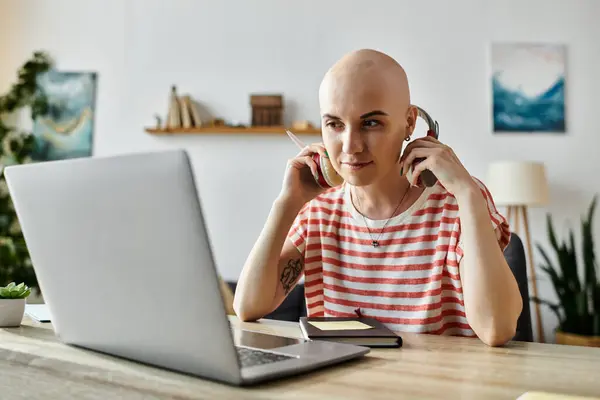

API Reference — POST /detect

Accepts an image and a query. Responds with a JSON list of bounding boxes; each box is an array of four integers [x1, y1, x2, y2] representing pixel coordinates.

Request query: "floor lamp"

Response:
[[487, 161, 549, 343]]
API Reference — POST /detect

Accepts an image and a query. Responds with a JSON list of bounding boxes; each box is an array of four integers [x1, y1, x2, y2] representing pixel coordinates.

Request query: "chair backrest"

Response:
[[503, 232, 534, 342]]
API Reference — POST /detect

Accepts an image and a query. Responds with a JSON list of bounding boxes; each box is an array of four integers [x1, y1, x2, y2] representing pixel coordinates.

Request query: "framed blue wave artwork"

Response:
[[491, 43, 566, 133], [32, 70, 97, 161]]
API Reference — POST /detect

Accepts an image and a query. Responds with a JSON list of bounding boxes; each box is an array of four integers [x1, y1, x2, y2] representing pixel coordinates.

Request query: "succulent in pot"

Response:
[[0, 282, 31, 327]]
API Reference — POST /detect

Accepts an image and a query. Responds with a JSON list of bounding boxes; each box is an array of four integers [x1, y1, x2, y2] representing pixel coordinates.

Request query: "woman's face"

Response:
[[319, 78, 417, 187]]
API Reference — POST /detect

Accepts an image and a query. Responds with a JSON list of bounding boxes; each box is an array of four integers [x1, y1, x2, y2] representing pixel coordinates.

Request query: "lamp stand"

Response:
[[506, 205, 545, 343]]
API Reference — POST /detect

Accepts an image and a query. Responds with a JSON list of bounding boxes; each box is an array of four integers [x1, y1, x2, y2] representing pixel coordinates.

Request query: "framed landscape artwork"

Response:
[[491, 43, 566, 133], [32, 70, 97, 161]]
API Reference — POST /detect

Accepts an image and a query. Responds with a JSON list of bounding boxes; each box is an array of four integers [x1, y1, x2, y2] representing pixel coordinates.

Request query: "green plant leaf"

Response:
[[575, 291, 590, 333], [593, 314, 600, 336], [594, 283, 600, 318], [556, 231, 580, 295], [531, 296, 563, 324], [547, 213, 559, 252], [539, 263, 565, 304], [0, 281, 30, 299], [567, 229, 581, 293], [583, 195, 598, 316], [537, 244, 554, 272]]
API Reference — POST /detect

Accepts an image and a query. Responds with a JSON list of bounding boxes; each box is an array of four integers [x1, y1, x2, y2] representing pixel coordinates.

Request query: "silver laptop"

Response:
[[4, 149, 369, 386]]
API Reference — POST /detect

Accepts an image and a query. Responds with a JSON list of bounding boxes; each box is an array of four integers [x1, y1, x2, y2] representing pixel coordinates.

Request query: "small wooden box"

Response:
[[250, 94, 283, 126]]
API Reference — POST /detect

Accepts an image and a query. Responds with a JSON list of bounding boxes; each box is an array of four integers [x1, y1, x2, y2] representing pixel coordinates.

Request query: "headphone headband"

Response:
[[415, 106, 439, 139]]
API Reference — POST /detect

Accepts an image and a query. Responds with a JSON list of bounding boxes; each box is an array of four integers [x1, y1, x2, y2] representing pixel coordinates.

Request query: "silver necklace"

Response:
[[352, 185, 410, 248]]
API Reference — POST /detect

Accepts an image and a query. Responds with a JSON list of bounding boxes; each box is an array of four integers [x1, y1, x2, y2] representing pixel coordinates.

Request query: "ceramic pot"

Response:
[[0, 298, 26, 327], [555, 330, 600, 347]]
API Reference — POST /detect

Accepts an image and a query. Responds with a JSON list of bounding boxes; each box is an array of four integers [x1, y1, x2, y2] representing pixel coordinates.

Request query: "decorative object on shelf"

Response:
[[486, 160, 550, 342], [208, 118, 225, 127], [292, 120, 316, 131], [154, 114, 162, 129], [0, 51, 55, 292], [0, 282, 31, 327], [166, 85, 181, 128], [532, 195, 599, 347], [179, 96, 193, 128], [491, 42, 566, 133], [31, 70, 97, 161], [181, 95, 201, 128], [161, 85, 204, 130], [250, 94, 283, 126]]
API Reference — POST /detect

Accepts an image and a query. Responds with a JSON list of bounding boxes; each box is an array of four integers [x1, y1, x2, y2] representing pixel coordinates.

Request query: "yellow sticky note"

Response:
[[518, 392, 600, 400], [308, 320, 373, 330]]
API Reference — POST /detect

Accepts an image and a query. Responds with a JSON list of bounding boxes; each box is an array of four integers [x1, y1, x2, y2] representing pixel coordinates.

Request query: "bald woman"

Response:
[[234, 49, 522, 347]]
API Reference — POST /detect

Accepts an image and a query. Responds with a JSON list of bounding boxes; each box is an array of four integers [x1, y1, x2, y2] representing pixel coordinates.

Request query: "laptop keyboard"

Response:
[[235, 346, 294, 368]]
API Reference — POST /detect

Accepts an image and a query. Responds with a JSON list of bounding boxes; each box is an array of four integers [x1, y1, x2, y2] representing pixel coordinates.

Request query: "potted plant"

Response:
[[533, 195, 600, 347], [0, 282, 31, 327], [0, 51, 53, 294]]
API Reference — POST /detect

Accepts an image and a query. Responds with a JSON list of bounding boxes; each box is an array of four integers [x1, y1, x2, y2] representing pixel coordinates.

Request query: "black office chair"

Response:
[[229, 231, 533, 342], [503, 232, 534, 342]]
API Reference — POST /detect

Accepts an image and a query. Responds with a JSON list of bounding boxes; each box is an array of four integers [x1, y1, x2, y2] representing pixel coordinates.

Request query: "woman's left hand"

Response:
[[399, 136, 477, 198]]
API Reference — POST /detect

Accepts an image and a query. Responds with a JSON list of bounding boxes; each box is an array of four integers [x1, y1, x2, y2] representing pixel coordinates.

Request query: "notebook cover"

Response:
[[299, 316, 402, 348]]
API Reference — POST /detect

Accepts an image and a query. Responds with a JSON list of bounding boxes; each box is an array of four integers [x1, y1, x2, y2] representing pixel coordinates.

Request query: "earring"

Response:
[[405, 136, 411, 142]]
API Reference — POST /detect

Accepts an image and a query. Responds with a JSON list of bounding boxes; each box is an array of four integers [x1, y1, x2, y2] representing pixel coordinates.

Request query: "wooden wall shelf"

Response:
[[145, 126, 322, 135]]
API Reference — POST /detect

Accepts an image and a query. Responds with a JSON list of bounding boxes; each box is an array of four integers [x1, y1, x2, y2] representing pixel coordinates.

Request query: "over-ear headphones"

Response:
[[288, 106, 440, 189], [405, 106, 440, 187], [415, 106, 439, 140]]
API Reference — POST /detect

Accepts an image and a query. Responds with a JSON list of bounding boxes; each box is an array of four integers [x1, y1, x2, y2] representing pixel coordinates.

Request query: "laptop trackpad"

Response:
[[232, 328, 305, 350]]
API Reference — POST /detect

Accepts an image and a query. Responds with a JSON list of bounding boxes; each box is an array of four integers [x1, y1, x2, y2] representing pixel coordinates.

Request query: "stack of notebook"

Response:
[[299, 316, 402, 348]]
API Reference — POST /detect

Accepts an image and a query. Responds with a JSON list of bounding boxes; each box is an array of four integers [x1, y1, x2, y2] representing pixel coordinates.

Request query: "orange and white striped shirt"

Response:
[[287, 177, 510, 337]]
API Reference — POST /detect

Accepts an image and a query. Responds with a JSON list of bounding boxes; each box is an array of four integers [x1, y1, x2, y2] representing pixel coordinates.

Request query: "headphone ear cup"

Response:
[[312, 153, 344, 188], [320, 155, 344, 187]]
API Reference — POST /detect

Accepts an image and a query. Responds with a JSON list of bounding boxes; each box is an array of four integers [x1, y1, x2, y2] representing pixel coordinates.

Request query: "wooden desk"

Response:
[[1, 316, 599, 399]]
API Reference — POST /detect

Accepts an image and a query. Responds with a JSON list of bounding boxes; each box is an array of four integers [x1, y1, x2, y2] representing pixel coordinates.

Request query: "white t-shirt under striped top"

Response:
[[287, 177, 510, 337]]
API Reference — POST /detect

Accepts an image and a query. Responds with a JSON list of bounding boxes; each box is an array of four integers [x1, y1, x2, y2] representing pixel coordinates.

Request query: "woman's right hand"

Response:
[[277, 143, 330, 208]]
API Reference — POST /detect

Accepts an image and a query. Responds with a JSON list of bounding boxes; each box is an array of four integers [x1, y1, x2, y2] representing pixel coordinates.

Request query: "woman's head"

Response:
[[319, 49, 417, 187]]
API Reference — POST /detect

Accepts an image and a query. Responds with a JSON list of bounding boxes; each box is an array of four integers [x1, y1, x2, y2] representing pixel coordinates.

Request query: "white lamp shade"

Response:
[[486, 161, 549, 206]]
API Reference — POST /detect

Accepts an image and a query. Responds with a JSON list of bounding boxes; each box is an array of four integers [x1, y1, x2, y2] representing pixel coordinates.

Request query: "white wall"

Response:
[[2, 0, 599, 343]]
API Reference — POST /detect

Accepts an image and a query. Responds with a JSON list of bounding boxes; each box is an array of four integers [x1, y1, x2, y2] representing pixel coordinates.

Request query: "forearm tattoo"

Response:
[[280, 258, 303, 294]]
